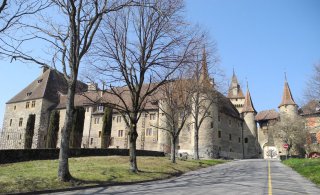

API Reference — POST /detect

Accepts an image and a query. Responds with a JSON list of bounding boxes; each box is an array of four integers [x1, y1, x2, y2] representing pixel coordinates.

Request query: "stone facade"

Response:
[[0, 99, 54, 149], [0, 66, 261, 160], [256, 80, 320, 159]]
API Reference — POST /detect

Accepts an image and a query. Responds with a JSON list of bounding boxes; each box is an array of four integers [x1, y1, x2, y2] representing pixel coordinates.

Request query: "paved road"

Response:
[[49, 159, 320, 195]]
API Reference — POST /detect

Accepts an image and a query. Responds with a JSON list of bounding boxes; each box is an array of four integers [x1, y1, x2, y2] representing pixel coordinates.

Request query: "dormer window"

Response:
[[26, 92, 32, 96], [98, 105, 104, 111], [38, 79, 43, 83]]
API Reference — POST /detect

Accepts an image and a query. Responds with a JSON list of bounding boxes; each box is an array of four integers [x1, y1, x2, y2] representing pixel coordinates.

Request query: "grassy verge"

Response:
[[282, 158, 320, 186], [0, 156, 225, 194]]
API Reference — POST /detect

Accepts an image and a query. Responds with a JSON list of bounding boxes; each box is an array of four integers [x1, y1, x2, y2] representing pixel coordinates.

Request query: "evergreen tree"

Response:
[[46, 110, 60, 148], [101, 106, 113, 148], [70, 107, 85, 148], [24, 114, 35, 149]]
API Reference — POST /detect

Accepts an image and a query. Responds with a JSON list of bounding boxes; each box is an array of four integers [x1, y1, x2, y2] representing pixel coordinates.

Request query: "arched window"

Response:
[[245, 137, 248, 143]]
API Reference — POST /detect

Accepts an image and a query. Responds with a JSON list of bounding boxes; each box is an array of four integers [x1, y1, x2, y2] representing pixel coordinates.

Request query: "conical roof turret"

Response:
[[227, 70, 244, 99], [241, 83, 256, 113], [199, 47, 212, 87], [199, 47, 209, 82], [278, 77, 296, 108]]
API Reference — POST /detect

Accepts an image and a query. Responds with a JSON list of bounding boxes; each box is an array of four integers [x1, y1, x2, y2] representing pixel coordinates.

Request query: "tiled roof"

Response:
[[278, 81, 296, 107], [300, 100, 320, 116], [217, 92, 241, 119], [227, 73, 244, 99], [7, 68, 87, 104], [57, 83, 162, 110], [241, 89, 256, 113], [255, 109, 279, 121], [57, 80, 241, 119]]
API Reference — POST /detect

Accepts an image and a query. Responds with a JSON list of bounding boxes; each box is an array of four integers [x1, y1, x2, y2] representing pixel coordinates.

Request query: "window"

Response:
[[26, 92, 32, 96], [229, 134, 232, 141], [86, 107, 90, 112], [150, 113, 156, 120], [210, 122, 214, 128], [94, 117, 100, 124], [118, 130, 124, 137], [19, 134, 22, 139], [19, 118, 23, 127], [7, 135, 9, 140], [26, 102, 30, 109], [218, 115, 221, 122], [99, 131, 102, 138], [218, 131, 221, 138], [117, 116, 122, 123], [90, 138, 93, 145], [245, 137, 248, 143], [9, 119, 12, 126], [228, 119, 231, 125], [146, 128, 152, 136], [161, 113, 164, 116], [310, 133, 317, 144], [38, 79, 43, 83], [230, 148, 233, 152], [31, 101, 36, 108], [238, 137, 241, 143], [13, 105, 16, 110], [98, 105, 104, 111]]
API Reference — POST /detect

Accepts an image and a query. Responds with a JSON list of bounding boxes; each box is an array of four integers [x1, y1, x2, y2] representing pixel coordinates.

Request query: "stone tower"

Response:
[[278, 76, 298, 118], [197, 47, 218, 158], [227, 71, 245, 113], [241, 83, 259, 158]]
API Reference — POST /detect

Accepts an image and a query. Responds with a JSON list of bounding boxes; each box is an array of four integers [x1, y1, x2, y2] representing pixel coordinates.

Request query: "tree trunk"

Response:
[[129, 123, 138, 172], [58, 80, 76, 181], [194, 127, 199, 160], [171, 136, 176, 163]]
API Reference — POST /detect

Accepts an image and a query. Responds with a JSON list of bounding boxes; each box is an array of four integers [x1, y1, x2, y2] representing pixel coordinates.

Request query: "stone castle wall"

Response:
[[0, 99, 54, 149]]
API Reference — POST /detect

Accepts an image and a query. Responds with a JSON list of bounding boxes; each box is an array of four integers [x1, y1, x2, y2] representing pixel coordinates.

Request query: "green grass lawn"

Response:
[[282, 158, 320, 186], [0, 156, 225, 194]]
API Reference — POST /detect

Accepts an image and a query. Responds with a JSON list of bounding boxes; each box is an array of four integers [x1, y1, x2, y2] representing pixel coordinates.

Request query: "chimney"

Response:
[[87, 82, 98, 91]]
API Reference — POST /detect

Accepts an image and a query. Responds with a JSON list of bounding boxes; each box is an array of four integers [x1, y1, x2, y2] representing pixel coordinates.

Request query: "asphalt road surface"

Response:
[[49, 159, 320, 195]]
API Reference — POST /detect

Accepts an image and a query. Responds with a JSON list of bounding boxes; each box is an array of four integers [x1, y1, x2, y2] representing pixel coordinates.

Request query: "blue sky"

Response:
[[0, 0, 320, 127]]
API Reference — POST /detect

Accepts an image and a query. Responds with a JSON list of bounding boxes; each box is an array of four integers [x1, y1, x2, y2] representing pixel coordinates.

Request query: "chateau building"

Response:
[[0, 59, 320, 158], [0, 51, 263, 159], [255, 78, 320, 159], [2, 59, 319, 159]]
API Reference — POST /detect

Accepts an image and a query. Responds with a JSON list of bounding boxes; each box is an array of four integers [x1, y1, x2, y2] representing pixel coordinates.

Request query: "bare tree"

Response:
[[154, 76, 193, 163], [0, 0, 49, 56], [272, 115, 307, 156], [305, 63, 320, 101], [6, 0, 135, 182], [90, 0, 200, 172]]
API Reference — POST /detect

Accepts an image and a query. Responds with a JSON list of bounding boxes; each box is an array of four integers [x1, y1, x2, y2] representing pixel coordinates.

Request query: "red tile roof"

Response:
[[241, 89, 256, 113], [300, 100, 320, 116], [278, 81, 296, 107], [255, 109, 279, 121], [227, 73, 244, 99]]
